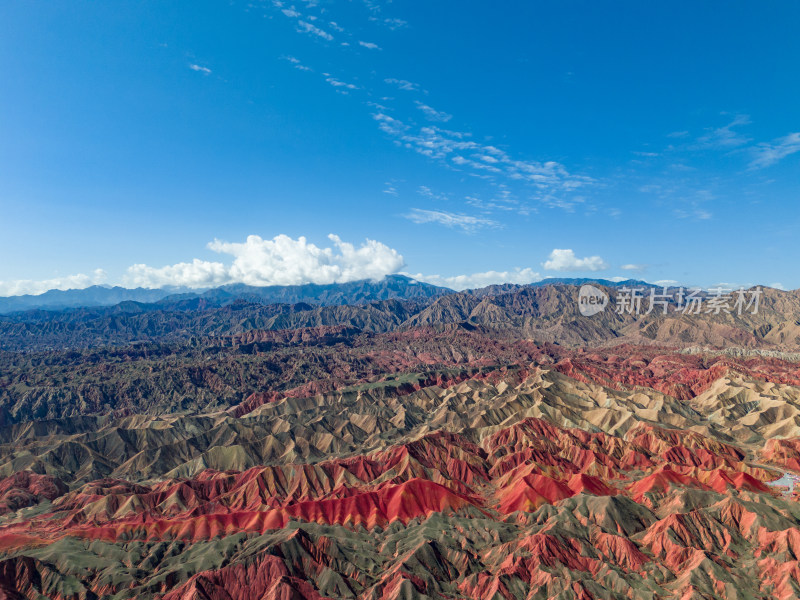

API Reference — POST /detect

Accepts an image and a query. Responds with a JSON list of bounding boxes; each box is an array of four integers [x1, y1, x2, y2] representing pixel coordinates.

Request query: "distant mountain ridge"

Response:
[[2, 279, 798, 353], [0, 275, 659, 314], [155, 274, 453, 309], [0, 286, 185, 314], [0, 275, 451, 314]]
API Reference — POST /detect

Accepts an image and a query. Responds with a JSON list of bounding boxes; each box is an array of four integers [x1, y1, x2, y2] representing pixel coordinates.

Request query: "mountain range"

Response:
[[1, 277, 797, 354], [1, 277, 800, 598], [0, 275, 662, 314]]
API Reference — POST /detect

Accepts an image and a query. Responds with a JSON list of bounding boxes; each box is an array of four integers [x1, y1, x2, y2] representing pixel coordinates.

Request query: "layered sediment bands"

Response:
[[3, 357, 800, 486], [2, 285, 800, 600], [2, 360, 800, 598], [4, 318, 800, 425]]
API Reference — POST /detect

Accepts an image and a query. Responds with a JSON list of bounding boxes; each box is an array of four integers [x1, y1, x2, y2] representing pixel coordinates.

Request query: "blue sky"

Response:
[[1, 1, 799, 294]]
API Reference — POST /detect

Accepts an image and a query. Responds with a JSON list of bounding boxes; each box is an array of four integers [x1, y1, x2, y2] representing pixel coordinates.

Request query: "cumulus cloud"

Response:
[[405, 208, 499, 232], [124, 234, 405, 289], [749, 132, 800, 169], [406, 268, 542, 291], [542, 249, 608, 272], [0, 269, 107, 296], [125, 260, 229, 289]]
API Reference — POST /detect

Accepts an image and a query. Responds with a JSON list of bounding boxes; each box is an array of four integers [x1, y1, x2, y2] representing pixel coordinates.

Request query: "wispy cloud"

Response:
[[189, 64, 212, 74], [417, 185, 450, 201], [695, 114, 751, 149], [271, 1, 589, 217], [283, 55, 312, 71], [384, 78, 423, 92], [749, 132, 800, 169], [297, 20, 333, 40], [371, 113, 591, 197], [415, 101, 452, 122], [358, 41, 381, 50], [276, 3, 334, 41], [405, 208, 499, 232], [466, 187, 531, 215], [674, 204, 712, 220], [542, 249, 608, 272], [325, 76, 359, 90], [382, 17, 408, 30], [534, 193, 587, 212]]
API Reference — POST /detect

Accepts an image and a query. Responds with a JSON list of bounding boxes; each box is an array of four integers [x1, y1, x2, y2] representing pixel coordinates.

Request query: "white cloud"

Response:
[[653, 279, 679, 287], [415, 101, 452, 122], [325, 77, 358, 90], [283, 55, 312, 71], [370, 113, 591, 196], [674, 206, 712, 220], [358, 41, 381, 50], [123, 234, 404, 289], [749, 132, 800, 169], [382, 17, 408, 29], [189, 64, 212, 74], [620, 263, 647, 272], [534, 194, 585, 211], [542, 249, 608, 272], [297, 20, 333, 40], [417, 185, 449, 201], [384, 78, 422, 92], [405, 208, 499, 232], [125, 259, 229, 289], [406, 268, 542, 291], [0, 269, 107, 296], [696, 114, 751, 149]]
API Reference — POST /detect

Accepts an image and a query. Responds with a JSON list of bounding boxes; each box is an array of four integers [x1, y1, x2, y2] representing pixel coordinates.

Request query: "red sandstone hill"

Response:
[[0, 284, 799, 598]]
